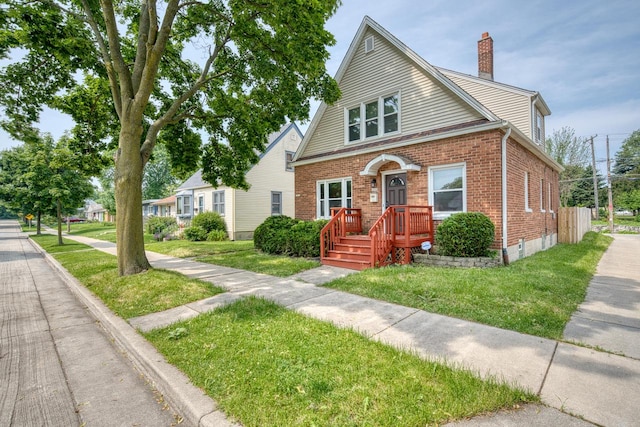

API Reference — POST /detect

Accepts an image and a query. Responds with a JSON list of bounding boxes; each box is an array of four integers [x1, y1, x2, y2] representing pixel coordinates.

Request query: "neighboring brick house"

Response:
[[175, 123, 302, 240], [293, 16, 561, 268]]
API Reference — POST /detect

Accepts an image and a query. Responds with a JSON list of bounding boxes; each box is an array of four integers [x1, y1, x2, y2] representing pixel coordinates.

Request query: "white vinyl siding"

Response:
[[234, 126, 300, 238], [300, 29, 482, 158], [443, 72, 532, 139]]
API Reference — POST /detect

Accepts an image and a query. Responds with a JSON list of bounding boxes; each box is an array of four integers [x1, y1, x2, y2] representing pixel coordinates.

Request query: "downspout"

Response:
[[501, 126, 512, 265]]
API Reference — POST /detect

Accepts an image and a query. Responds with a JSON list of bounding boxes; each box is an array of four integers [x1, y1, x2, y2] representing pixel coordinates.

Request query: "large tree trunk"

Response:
[[115, 121, 151, 275]]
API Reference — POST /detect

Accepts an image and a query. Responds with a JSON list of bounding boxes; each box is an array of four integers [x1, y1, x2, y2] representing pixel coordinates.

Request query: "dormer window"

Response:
[[346, 93, 399, 143], [535, 110, 544, 144]]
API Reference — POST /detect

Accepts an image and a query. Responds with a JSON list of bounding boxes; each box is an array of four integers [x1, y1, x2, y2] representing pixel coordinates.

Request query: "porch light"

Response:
[[370, 178, 377, 188]]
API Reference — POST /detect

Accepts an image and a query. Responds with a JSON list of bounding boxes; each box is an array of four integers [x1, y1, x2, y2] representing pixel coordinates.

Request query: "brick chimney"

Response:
[[478, 32, 494, 81]]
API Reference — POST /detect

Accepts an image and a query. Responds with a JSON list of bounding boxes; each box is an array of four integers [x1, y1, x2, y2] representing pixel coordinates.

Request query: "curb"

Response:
[[31, 239, 239, 427]]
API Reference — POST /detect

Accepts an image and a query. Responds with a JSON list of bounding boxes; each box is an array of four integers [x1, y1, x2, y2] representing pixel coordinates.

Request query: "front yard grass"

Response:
[[145, 297, 536, 427], [30, 234, 223, 318], [324, 232, 612, 339], [147, 239, 320, 277], [31, 233, 536, 425]]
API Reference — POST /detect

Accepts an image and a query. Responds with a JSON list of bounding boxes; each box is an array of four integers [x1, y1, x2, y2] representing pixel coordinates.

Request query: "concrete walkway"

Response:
[[16, 223, 640, 426]]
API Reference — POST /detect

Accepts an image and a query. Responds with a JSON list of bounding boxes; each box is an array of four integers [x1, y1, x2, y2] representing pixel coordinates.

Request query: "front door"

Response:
[[386, 173, 407, 235], [385, 173, 407, 207]]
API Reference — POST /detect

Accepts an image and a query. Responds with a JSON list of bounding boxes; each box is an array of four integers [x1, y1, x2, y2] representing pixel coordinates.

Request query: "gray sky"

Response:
[[1, 0, 638, 172]]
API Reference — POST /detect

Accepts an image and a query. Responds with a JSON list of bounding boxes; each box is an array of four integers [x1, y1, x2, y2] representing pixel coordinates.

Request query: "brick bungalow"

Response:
[[293, 16, 562, 269]]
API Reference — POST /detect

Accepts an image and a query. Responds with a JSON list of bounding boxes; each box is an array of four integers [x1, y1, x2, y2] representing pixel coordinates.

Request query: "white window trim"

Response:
[[176, 194, 192, 216], [212, 190, 225, 216], [535, 110, 544, 144], [525, 172, 532, 212], [271, 191, 282, 216], [344, 91, 401, 144], [540, 178, 546, 212], [364, 35, 375, 53], [285, 151, 295, 172], [428, 163, 466, 220], [548, 181, 554, 213], [316, 177, 352, 219], [197, 193, 205, 214]]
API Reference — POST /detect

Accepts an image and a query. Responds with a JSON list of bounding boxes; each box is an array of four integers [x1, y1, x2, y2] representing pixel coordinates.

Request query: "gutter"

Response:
[[501, 125, 512, 265]]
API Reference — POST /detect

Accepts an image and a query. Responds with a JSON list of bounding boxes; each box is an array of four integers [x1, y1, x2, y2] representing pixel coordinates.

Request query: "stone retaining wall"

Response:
[[413, 253, 502, 268], [591, 225, 640, 233]]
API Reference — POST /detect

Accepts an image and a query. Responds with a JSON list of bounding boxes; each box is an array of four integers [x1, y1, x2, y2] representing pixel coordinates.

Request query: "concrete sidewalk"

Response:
[[0, 221, 181, 426], [29, 225, 640, 426]]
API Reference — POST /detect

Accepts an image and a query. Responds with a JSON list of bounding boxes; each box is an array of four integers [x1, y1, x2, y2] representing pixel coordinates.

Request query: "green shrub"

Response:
[[183, 225, 208, 242], [192, 211, 227, 234], [254, 215, 299, 254], [289, 219, 329, 257], [206, 229, 228, 241], [435, 212, 495, 257], [147, 216, 177, 235]]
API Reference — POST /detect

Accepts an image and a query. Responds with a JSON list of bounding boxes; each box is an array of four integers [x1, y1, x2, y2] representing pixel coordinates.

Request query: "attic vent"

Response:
[[364, 36, 374, 53]]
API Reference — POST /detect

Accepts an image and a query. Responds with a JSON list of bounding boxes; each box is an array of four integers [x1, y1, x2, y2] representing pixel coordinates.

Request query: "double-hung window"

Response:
[[271, 191, 282, 215], [197, 194, 204, 214], [317, 178, 352, 218], [176, 194, 191, 216], [524, 172, 532, 212], [429, 164, 466, 218], [347, 93, 399, 143], [212, 190, 225, 216]]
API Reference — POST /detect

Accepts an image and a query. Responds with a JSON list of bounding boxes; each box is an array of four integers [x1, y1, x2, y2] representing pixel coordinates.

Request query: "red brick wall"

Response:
[[505, 139, 559, 247], [295, 129, 558, 249]]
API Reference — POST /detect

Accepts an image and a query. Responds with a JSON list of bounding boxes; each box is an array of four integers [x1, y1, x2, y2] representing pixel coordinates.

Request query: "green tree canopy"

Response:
[[0, 130, 94, 241], [0, 0, 342, 275], [545, 126, 593, 207]]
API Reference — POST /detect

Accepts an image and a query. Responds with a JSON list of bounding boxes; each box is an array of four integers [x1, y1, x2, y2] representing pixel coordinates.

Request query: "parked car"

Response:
[[64, 216, 86, 223]]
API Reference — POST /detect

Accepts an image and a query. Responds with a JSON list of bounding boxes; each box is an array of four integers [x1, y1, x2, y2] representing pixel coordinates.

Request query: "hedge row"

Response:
[[254, 216, 328, 258]]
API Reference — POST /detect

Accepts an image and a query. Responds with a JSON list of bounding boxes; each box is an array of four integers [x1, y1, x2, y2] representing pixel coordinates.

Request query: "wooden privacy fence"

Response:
[[558, 207, 591, 243]]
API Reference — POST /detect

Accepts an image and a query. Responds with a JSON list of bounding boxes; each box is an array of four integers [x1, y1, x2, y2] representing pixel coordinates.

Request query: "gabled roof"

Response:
[[436, 67, 551, 116], [152, 195, 176, 206], [295, 16, 501, 161], [177, 122, 302, 191]]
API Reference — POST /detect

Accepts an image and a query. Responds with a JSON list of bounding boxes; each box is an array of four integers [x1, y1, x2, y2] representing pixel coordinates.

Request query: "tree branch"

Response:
[[79, 0, 122, 120], [131, 2, 150, 94], [100, 0, 133, 102], [139, 25, 232, 159]]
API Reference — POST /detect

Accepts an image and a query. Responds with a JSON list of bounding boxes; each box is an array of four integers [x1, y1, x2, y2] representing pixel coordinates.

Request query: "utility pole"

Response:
[[589, 135, 599, 219], [607, 135, 614, 233]]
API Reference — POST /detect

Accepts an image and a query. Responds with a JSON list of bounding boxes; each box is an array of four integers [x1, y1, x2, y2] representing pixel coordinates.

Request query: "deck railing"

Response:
[[320, 208, 363, 259], [321, 205, 433, 267], [369, 207, 395, 267]]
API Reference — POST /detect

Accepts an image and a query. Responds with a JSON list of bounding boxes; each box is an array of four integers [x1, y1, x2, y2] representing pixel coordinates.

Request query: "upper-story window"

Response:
[[535, 110, 544, 144], [346, 93, 399, 143], [285, 151, 295, 172]]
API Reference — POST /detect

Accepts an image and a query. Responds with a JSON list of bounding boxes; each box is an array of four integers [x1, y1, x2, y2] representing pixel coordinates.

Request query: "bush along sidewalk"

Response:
[[254, 216, 328, 257]]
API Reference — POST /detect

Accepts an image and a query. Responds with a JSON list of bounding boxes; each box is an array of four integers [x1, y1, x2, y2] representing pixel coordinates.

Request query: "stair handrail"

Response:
[[320, 208, 363, 261], [368, 206, 395, 267]]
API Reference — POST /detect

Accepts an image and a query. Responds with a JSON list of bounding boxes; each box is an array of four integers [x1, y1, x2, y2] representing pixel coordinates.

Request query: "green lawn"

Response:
[[324, 232, 612, 339], [30, 232, 536, 425], [145, 297, 535, 427], [147, 239, 320, 277], [30, 234, 223, 318]]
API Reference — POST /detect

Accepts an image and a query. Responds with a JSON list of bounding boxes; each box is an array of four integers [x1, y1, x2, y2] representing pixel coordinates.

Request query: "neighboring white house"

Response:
[[175, 123, 303, 240], [84, 199, 114, 222]]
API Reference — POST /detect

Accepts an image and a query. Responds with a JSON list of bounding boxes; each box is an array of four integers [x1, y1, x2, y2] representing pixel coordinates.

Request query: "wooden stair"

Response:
[[322, 235, 372, 270]]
